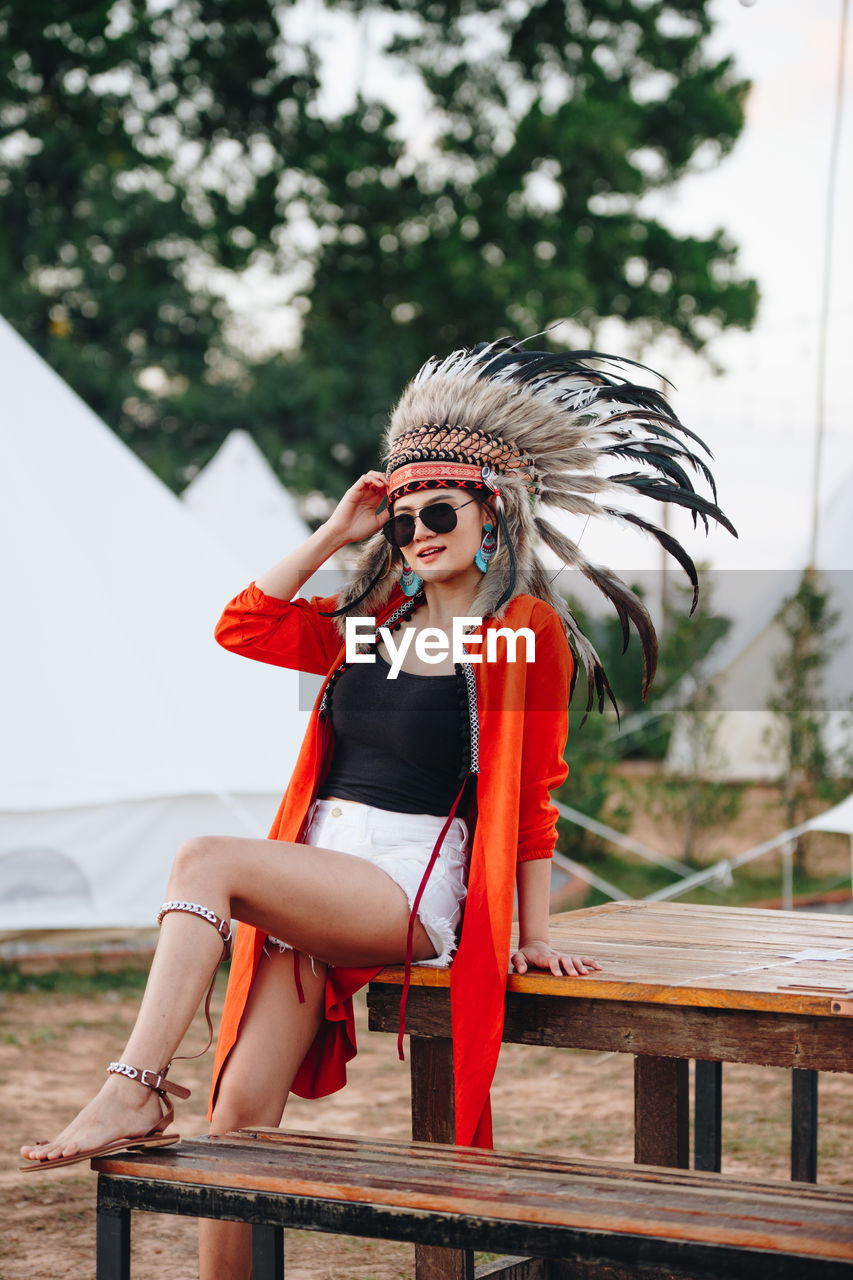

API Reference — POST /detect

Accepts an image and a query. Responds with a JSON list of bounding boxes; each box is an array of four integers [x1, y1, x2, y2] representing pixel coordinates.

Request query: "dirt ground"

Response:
[[2, 971, 851, 1280]]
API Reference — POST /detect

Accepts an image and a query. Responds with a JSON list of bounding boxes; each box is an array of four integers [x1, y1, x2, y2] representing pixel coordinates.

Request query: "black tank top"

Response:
[[320, 654, 464, 815]]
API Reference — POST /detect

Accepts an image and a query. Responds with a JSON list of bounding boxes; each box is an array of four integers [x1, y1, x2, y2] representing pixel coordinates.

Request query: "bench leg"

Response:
[[96, 1202, 130, 1280], [634, 1055, 689, 1168], [251, 1223, 284, 1279], [791, 1068, 818, 1183], [411, 1035, 474, 1280]]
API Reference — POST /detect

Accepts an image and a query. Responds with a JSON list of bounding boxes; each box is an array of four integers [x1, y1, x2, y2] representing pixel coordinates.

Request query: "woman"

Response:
[[21, 339, 733, 1278]]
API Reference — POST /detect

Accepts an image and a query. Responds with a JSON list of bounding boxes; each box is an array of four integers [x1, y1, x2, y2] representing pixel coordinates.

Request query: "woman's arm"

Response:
[[215, 471, 390, 673], [512, 859, 602, 977], [256, 470, 388, 600], [254, 522, 347, 601]]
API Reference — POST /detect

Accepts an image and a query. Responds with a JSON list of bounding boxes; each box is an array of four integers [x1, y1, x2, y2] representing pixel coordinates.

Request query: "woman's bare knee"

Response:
[[167, 834, 232, 896], [209, 1087, 284, 1136]]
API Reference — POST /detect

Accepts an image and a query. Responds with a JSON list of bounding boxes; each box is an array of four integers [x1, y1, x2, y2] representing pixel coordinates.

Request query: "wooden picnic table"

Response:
[[367, 901, 853, 1278]]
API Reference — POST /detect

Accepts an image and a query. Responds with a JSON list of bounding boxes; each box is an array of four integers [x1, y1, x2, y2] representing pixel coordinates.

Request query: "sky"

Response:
[[280, 0, 853, 580], [604, 0, 853, 576]]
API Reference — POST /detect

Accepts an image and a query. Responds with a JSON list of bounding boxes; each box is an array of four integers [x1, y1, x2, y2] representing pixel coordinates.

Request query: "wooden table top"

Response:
[[371, 901, 853, 1019]]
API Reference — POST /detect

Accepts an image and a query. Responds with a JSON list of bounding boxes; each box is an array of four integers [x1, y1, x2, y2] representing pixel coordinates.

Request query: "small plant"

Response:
[[637, 570, 743, 864], [765, 570, 853, 869]]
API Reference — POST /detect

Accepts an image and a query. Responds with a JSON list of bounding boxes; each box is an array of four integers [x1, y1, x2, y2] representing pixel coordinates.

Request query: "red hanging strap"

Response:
[[397, 773, 471, 1060], [293, 948, 306, 1004]]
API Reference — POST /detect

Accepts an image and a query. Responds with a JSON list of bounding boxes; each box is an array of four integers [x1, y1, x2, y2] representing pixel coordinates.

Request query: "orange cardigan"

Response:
[[209, 583, 571, 1147]]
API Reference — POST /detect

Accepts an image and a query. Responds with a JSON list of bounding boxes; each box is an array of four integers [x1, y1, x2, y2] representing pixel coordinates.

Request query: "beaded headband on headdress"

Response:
[[386, 423, 540, 499]]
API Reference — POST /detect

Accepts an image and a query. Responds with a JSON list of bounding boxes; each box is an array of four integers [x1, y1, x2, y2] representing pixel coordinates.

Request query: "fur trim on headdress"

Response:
[[332, 338, 736, 714]]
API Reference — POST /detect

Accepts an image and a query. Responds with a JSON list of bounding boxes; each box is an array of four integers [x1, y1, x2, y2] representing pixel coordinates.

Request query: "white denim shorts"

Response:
[[266, 797, 470, 967]]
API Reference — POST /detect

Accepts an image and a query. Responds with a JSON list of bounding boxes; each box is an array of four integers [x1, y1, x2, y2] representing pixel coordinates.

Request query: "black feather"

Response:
[[590, 403, 714, 458], [492, 503, 517, 612], [612, 475, 739, 537], [534, 517, 658, 700], [634, 440, 719, 500], [581, 561, 659, 699], [602, 444, 699, 495], [473, 343, 671, 395], [604, 507, 700, 613]]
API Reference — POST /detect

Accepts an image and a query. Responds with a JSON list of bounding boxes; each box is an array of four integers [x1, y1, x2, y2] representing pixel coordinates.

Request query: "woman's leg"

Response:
[[199, 947, 327, 1280], [21, 833, 434, 1165]]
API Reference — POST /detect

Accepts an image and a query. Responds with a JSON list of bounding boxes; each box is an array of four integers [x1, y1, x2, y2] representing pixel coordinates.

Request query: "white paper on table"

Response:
[[777, 948, 853, 962]]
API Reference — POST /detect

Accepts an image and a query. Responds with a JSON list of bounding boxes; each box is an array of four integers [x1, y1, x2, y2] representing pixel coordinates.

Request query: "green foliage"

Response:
[[0, 960, 149, 994], [631, 569, 744, 863], [0, 955, 231, 994], [558, 566, 737, 859], [579, 843, 849, 909], [558, 698, 629, 860], [578, 566, 731, 741], [1, 0, 757, 492], [637, 772, 745, 867], [766, 570, 853, 864], [556, 586, 649, 857], [0, 0, 321, 482]]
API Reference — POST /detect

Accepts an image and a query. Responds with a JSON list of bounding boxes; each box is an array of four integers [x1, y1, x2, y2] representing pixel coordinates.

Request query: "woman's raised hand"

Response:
[[324, 471, 390, 545]]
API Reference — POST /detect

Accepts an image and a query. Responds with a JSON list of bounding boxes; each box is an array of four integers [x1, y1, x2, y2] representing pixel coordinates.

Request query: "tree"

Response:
[[765, 570, 852, 867], [1, 0, 758, 492], [559, 567, 740, 866], [0, 0, 323, 480], [639, 572, 743, 865], [272, 0, 759, 494]]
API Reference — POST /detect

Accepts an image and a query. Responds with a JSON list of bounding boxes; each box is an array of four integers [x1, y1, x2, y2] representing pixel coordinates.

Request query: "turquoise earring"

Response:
[[474, 523, 497, 573], [400, 560, 423, 596]]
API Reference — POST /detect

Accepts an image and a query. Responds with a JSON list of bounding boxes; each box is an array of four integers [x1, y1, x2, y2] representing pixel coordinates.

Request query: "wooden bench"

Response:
[[93, 1128, 853, 1280]]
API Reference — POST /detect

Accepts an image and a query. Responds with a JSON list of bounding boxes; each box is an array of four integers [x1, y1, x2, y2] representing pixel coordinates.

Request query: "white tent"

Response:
[[0, 319, 312, 931], [667, 473, 853, 780], [184, 429, 305, 570], [181, 428, 344, 601]]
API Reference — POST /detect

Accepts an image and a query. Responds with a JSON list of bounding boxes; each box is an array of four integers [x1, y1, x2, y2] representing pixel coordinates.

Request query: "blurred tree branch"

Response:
[[0, 0, 758, 492]]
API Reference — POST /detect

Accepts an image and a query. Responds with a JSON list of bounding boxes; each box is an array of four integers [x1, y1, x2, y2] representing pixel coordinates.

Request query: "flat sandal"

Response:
[[19, 1062, 190, 1173]]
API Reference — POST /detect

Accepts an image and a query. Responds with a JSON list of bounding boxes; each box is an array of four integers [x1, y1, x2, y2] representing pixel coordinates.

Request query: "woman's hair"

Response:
[[329, 338, 735, 713]]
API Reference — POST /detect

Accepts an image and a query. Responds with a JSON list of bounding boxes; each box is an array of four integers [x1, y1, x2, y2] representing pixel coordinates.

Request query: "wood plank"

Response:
[[548, 1264, 699, 1280], [367, 985, 853, 1072], [92, 1132, 853, 1263], [370, 903, 853, 1018], [201, 1128, 846, 1198], [97, 1172, 853, 1280], [411, 1036, 455, 1143], [634, 1057, 689, 1168]]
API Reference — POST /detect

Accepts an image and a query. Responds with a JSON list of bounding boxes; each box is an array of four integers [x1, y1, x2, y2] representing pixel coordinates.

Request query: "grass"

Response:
[[0, 962, 151, 996], [0, 957, 233, 997], [573, 845, 850, 910]]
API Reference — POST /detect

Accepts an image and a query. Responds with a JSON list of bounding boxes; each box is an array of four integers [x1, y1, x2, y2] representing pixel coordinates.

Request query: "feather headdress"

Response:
[[332, 338, 736, 714]]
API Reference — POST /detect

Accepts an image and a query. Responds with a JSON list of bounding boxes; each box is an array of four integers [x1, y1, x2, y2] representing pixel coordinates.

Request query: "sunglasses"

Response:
[[382, 497, 478, 548]]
